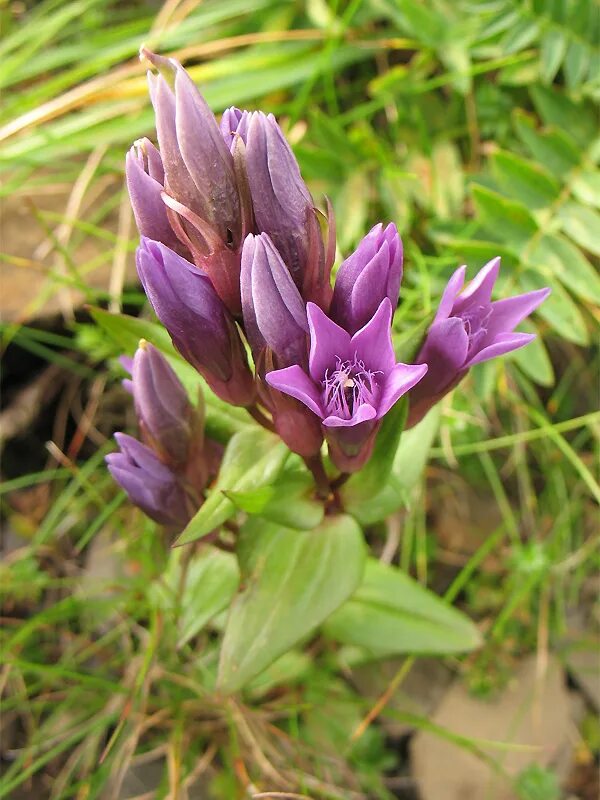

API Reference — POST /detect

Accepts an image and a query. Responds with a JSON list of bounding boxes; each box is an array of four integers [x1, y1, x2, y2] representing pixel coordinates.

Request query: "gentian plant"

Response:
[[104, 49, 550, 692]]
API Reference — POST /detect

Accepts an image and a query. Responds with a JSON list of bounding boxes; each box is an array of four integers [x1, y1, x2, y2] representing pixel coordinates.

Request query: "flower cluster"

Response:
[[109, 49, 549, 520]]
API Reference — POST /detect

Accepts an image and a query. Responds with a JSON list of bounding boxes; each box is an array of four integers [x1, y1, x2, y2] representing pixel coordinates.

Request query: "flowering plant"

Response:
[[104, 49, 549, 691]]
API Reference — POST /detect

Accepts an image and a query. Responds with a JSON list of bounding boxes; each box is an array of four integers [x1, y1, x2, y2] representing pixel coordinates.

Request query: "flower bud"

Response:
[[220, 106, 251, 152], [106, 433, 191, 527], [125, 138, 185, 256], [136, 238, 255, 407], [131, 342, 195, 465], [244, 112, 332, 308], [330, 223, 403, 334], [142, 49, 245, 312], [241, 233, 309, 367]]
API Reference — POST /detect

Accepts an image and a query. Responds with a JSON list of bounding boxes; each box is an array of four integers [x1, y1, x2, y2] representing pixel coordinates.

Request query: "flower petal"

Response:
[[433, 265, 466, 324], [307, 303, 352, 382], [265, 365, 323, 417], [453, 257, 500, 315], [322, 403, 377, 428], [351, 298, 395, 373], [486, 287, 551, 339], [414, 317, 470, 396], [465, 332, 536, 367], [377, 362, 429, 419]]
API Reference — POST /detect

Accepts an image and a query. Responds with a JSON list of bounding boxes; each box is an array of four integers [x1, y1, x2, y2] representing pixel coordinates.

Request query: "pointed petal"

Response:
[[265, 365, 323, 417], [322, 403, 377, 428], [377, 362, 429, 419], [415, 317, 470, 396], [453, 257, 500, 314], [433, 265, 466, 324], [465, 332, 536, 367], [486, 287, 551, 339], [307, 303, 352, 382], [351, 298, 395, 373]]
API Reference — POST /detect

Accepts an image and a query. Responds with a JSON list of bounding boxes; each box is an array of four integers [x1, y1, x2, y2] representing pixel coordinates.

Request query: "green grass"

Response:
[[1, 0, 598, 797]]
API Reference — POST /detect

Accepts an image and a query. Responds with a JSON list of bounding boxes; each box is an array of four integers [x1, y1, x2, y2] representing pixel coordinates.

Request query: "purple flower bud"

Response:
[[244, 112, 332, 308], [330, 223, 403, 334], [106, 433, 191, 527], [136, 238, 255, 407], [141, 50, 245, 313], [220, 106, 251, 153], [266, 299, 427, 472], [131, 342, 195, 465], [241, 233, 309, 367], [125, 138, 185, 256], [407, 257, 551, 426]]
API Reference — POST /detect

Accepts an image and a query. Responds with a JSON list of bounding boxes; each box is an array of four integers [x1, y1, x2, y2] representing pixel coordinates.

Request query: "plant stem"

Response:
[[304, 454, 331, 500], [247, 404, 275, 432]]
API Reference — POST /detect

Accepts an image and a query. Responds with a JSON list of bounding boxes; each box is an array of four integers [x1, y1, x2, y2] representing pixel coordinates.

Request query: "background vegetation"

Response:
[[1, 0, 598, 798]]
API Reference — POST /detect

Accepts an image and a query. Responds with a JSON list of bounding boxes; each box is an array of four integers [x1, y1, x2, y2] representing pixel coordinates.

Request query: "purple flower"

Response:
[[266, 299, 427, 471], [330, 223, 403, 334], [125, 138, 186, 256], [243, 111, 333, 308], [141, 49, 246, 312], [407, 257, 551, 426], [220, 107, 251, 153], [130, 342, 196, 465], [106, 433, 191, 527], [136, 238, 255, 407], [241, 233, 308, 367]]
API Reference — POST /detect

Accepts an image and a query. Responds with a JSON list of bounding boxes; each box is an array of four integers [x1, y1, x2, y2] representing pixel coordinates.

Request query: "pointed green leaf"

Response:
[[528, 234, 600, 304], [225, 464, 324, 530], [557, 202, 600, 256], [520, 271, 589, 345], [175, 430, 289, 546], [539, 28, 567, 84], [571, 170, 600, 208], [349, 407, 441, 527], [341, 398, 408, 508], [491, 150, 560, 209], [324, 559, 482, 656], [513, 111, 580, 179], [217, 515, 366, 692], [150, 546, 239, 648], [471, 185, 538, 248], [510, 321, 555, 386]]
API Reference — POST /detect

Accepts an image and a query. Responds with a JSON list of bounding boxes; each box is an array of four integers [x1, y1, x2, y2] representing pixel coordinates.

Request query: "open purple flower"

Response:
[[266, 299, 427, 471], [408, 257, 551, 426], [106, 433, 192, 527], [330, 223, 403, 335]]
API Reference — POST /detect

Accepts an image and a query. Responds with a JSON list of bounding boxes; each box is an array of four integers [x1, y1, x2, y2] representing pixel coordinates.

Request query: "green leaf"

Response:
[[557, 202, 600, 256], [513, 111, 580, 179], [491, 150, 560, 209], [571, 170, 600, 208], [471, 185, 538, 249], [341, 398, 408, 508], [563, 39, 591, 89], [150, 546, 239, 648], [520, 271, 589, 345], [175, 429, 289, 547], [217, 515, 366, 692], [349, 407, 441, 526], [510, 321, 555, 387], [89, 307, 251, 441], [528, 234, 600, 304], [323, 559, 482, 656], [530, 85, 596, 146], [225, 463, 324, 530], [539, 28, 567, 84]]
